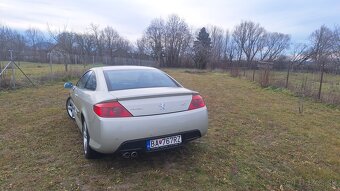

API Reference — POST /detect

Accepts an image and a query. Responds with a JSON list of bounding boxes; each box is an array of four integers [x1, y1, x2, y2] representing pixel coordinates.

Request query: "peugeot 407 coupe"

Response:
[[64, 66, 208, 159]]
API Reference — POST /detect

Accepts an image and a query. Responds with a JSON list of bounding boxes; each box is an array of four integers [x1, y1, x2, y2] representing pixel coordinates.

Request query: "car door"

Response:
[[77, 71, 97, 121], [72, 71, 93, 127]]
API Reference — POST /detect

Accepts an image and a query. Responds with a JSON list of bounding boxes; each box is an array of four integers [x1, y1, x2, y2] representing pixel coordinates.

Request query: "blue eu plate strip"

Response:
[[146, 140, 151, 150]]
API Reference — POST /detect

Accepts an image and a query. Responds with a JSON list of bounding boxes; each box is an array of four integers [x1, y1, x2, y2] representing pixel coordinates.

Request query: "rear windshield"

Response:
[[103, 69, 180, 91]]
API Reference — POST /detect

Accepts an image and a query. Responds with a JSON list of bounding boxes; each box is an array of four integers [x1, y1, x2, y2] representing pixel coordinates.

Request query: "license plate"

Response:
[[146, 135, 182, 150]]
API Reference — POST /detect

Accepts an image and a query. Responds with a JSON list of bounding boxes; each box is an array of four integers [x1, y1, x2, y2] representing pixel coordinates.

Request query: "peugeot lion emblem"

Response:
[[159, 103, 166, 111]]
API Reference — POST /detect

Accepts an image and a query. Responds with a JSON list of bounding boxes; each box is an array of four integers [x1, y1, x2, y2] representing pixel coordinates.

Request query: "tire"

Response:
[[66, 97, 75, 120], [82, 119, 98, 159]]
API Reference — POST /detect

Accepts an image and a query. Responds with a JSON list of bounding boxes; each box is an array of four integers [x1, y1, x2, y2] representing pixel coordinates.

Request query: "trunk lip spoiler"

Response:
[[96, 91, 199, 104], [118, 92, 197, 101]]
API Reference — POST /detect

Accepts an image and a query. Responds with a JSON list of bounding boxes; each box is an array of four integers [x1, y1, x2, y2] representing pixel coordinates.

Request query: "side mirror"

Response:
[[64, 82, 73, 89]]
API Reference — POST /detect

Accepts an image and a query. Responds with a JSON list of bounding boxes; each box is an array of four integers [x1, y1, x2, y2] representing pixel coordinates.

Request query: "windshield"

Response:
[[103, 69, 180, 91]]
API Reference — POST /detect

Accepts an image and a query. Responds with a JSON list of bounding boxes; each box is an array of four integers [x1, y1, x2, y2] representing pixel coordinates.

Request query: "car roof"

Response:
[[92, 65, 157, 71]]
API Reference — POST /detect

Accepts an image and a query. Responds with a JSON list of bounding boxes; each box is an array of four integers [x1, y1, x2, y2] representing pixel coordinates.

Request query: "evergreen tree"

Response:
[[193, 27, 211, 69]]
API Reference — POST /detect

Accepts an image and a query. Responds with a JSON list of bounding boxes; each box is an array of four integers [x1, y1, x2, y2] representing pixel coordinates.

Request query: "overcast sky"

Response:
[[0, 0, 339, 43]]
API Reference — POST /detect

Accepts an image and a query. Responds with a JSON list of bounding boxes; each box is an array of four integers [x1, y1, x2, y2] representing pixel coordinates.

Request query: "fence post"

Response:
[[9, 50, 16, 89], [49, 52, 53, 80], [92, 55, 95, 67], [12, 62, 15, 89], [0, 61, 2, 88]]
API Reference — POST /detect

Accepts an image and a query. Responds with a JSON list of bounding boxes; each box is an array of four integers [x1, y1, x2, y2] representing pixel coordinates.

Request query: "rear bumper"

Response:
[[117, 130, 201, 153], [87, 107, 208, 153]]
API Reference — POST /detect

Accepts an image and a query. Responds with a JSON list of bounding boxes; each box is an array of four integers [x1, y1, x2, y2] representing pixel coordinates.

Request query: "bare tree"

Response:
[[88, 24, 131, 64], [47, 24, 73, 71], [309, 25, 334, 99], [73, 32, 96, 66], [286, 43, 310, 88], [232, 24, 245, 65], [164, 15, 191, 67], [0, 25, 25, 61], [89, 23, 104, 60], [82, 33, 96, 61], [260, 32, 291, 61], [58, 32, 77, 70], [233, 21, 266, 81], [0, 25, 12, 60], [208, 25, 224, 69], [136, 36, 151, 57], [25, 27, 45, 62], [223, 30, 237, 68], [332, 26, 340, 73], [117, 38, 132, 52], [101, 26, 120, 64], [144, 18, 165, 66]]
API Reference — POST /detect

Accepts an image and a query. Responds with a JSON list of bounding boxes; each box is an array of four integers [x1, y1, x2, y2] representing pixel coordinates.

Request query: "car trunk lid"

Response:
[[109, 87, 195, 116]]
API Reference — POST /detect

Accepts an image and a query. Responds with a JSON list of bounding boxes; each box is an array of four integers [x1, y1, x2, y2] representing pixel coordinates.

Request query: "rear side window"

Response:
[[103, 69, 180, 91], [85, 72, 97, 91], [77, 71, 92, 89]]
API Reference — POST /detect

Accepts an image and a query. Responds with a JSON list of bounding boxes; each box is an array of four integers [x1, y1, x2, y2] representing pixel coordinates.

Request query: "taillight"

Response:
[[93, 102, 132, 118], [188, 95, 206, 110]]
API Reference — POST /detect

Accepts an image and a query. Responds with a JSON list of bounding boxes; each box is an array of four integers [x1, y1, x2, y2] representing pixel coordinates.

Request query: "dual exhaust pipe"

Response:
[[122, 151, 138, 159]]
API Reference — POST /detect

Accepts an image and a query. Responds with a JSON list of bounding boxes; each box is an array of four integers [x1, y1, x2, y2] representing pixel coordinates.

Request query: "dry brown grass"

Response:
[[0, 69, 339, 190]]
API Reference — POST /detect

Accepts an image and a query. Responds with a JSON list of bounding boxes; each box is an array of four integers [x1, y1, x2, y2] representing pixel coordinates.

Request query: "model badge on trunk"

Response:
[[159, 103, 166, 111]]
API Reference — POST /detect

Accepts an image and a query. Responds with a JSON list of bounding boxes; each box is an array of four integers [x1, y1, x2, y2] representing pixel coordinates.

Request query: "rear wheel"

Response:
[[66, 97, 75, 120], [82, 119, 97, 159]]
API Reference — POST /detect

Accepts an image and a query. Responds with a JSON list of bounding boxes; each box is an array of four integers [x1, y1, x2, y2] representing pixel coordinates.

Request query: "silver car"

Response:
[[64, 66, 208, 159]]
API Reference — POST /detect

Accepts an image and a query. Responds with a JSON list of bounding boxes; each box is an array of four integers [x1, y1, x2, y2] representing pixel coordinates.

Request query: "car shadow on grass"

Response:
[[88, 143, 201, 173]]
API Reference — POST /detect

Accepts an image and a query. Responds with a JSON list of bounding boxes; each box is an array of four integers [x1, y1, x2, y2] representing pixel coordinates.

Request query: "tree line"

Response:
[[0, 14, 339, 74], [0, 15, 339, 100]]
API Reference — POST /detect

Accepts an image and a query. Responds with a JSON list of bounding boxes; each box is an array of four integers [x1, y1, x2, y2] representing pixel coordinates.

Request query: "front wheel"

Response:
[[66, 97, 75, 120], [82, 119, 97, 159]]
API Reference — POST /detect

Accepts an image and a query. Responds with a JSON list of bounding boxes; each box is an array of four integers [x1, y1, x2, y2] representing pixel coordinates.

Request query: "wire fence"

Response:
[[240, 68, 340, 105], [1, 55, 340, 106], [0, 53, 158, 90]]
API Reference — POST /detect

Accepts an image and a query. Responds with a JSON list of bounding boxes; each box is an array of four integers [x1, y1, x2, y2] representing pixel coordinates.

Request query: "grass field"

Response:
[[0, 65, 340, 190]]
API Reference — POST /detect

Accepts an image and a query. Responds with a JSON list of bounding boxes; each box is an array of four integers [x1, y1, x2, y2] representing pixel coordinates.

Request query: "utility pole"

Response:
[[0, 50, 35, 89]]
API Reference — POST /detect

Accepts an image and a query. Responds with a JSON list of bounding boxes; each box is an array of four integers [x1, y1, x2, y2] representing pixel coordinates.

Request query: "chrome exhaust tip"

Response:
[[131, 151, 138, 158], [122, 152, 130, 159]]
